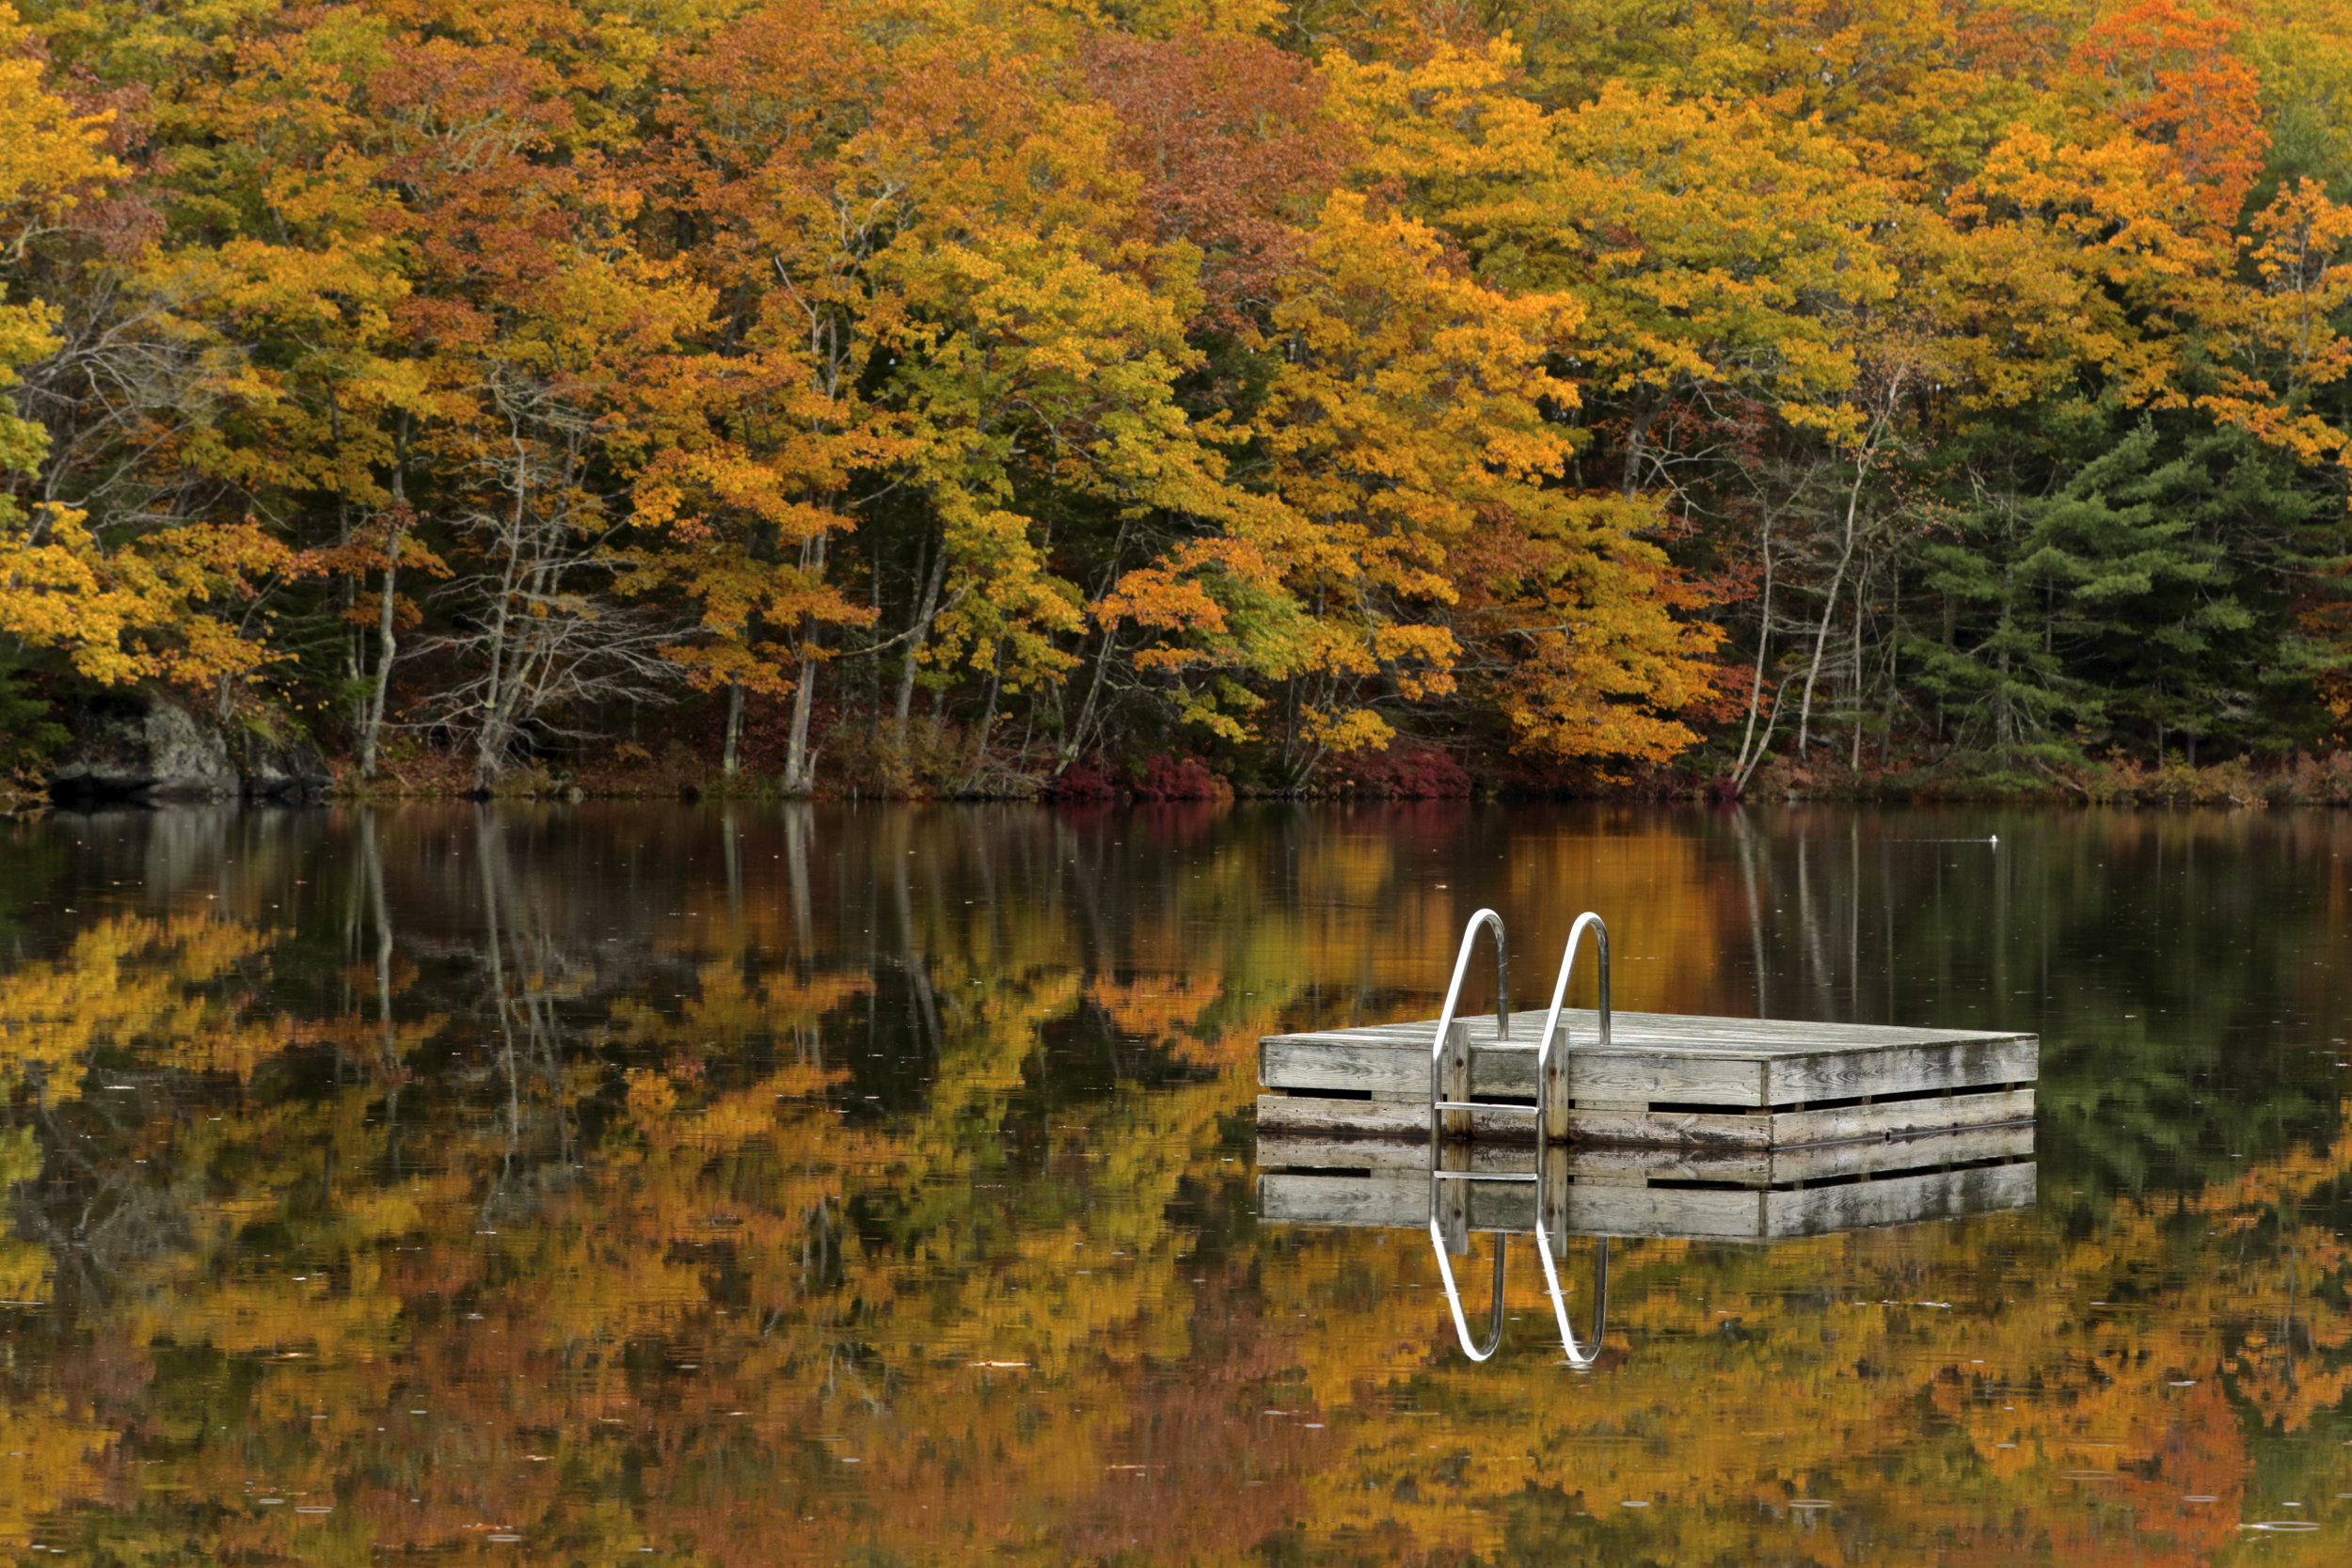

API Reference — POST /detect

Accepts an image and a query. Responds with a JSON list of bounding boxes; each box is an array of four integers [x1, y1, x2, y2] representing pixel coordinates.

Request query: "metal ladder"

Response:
[[1423, 907, 1614, 1363], [1426, 907, 1611, 1149]]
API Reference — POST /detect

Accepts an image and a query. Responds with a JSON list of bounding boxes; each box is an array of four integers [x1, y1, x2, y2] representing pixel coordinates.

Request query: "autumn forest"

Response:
[[7, 0, 2352, 800]]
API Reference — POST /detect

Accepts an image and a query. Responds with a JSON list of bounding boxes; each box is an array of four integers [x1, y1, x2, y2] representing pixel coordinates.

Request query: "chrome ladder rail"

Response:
[[1427, 909, 1518, 1148], [1427, 1207, 1509, 1362], [1536, 1149, 1610, 1369], [1536, 1231, 1608, 1368], [1534, 911, 1611, 1143]]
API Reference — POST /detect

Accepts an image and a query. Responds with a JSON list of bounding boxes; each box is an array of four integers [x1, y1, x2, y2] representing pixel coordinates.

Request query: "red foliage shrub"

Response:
[[1050, 764, 1118, 802], [1326, 743, 1471, 799], [1128, 754, 1232, 801]]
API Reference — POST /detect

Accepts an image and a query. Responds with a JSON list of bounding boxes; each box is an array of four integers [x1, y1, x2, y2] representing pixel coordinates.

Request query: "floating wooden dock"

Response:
[[1257, 1125, 2038, 1243], [1257, 1009, 2038, 1148]]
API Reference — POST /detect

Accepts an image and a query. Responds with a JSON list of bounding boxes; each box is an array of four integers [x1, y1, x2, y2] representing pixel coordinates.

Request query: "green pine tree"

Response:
[[1912, 408, 2344, 767]]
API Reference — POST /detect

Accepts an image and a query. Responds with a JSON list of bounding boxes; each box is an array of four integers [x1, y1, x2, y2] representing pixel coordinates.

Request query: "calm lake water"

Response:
[[2, 801, 2349, 1565]]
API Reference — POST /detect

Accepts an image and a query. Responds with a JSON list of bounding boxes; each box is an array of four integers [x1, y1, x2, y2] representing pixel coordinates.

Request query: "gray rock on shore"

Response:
[[49, 691, 330, 802]]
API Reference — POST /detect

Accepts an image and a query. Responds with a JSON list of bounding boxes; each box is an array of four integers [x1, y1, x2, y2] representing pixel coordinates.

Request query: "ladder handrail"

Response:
[[1428, 907, 1511, 1058], [1535, 911, 1610, 1141], [1429, 909, 1510, 1150], [1535, 1227, 1609, 1370], [1427, 1209, 1508, 1362], [1535, 1145, 1610, 1367]]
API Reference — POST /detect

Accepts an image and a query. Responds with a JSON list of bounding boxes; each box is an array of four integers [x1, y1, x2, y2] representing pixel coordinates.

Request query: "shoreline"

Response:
[[15, 750, 2352, 813]]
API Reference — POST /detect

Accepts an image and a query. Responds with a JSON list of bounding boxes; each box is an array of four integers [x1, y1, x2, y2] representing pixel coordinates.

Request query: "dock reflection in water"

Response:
[[1262, 1127, 2038, 1362]]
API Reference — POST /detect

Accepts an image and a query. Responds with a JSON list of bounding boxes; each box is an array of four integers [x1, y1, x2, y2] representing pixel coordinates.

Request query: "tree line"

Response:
[[5, 0, 2352, 796]]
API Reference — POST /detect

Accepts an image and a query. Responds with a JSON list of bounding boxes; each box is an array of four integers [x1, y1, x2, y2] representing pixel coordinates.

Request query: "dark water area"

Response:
[[1, 801, 2349, 1564]]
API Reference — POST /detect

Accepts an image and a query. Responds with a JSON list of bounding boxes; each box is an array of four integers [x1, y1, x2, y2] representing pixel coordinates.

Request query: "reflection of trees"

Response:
[[1256, 1143, 2352, 1568], [0, 803, 2350, 1561], [1712, 808, 2352, 1201], [0, 911, 282, 1316], [0, 803, 1343, 1559], [12, 1097, 192, 1316]]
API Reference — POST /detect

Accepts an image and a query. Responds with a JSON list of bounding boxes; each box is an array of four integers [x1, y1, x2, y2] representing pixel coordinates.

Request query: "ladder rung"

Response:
[[1432, 1101, 1538, 1114], [1431, 1169, 1538, 1182], [1475, 1042, 1539, 1052]]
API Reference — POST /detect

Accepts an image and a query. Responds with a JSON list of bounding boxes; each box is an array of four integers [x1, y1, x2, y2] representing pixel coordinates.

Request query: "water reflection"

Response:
[[1260, 1132, 2036, 1367], [0, 802, 2348, 1562]]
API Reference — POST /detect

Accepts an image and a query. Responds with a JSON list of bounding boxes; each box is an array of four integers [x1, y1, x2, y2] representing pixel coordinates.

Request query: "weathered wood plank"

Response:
[[1261, 1037, 1447, 1097], [1257, 1162, 2038, 1239], [1767, 1088, 2037, 1147], [1259, 1173, 1540, 1231], [1257, 1093, 1536, 1142], [1257, 1134, 1538, 1174], [1549, 1088, 2039, 1150], [1564, 1106, 1780, 1148], [1258, 1173, 1434, 1229], [1562, 1164, 2040, 1239], [1763, 1038, 2040, 1103], [1258, 1086, 2037, 1147], [1254, 1124, 2036, 1186], [1758, 1122, 2034, 1182], [1268, 1009, 2032, 1054], [1761, 1163, 2040, 1237], [1263, 1037, 1773, 1104]]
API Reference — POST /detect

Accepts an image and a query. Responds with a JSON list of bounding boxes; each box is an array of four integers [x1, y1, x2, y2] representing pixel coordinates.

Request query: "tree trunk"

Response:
[[1621, 394, 1661, 500], [892, 531, 948, 739], [363, 811, 401, 1137], [1730, 513, 1776, 789], [360, 523, 401, 777], [1881, 551, 1900, 767], [968, 641, 1005, 783], [721, 680, 744, 778], [1801, 357, 1910, 755], [783, 651, 818, 791], [472, 434, 532, 795], [782, 535, 828, 794], [332, 396, 357, 686], [1060, 623, 1120, 771], [472, 575, 516, 795], [1849, 562, 1868, 771], [1797, 462, 1868, 752]]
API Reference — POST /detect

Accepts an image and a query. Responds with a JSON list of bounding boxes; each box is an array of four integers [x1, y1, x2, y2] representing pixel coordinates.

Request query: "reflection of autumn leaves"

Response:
[[1502, 820, 1729, 1011], [0, 1399, 107, 1546], [1244, 1120, 2352, 1566], [0, 913, 289, 1095], [1089, 972, 1236, 1066], [8, 820, 2352, 1564], [344, 1045, 1288, 1563], [0, 897, 1291, 1558]]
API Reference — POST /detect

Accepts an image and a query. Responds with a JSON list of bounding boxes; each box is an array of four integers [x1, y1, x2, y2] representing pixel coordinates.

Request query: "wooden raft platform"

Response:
[[1257, 1127, 2038, 1243], [1258, 1009, 2037, 1148]]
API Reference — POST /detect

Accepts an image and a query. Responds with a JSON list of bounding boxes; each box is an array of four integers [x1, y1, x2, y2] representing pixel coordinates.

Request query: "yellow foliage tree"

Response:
[[1, 8, 289, 692]]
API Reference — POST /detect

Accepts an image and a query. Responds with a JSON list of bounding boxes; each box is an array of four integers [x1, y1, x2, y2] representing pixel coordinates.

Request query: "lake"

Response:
[[1, 801, 2348, 1564]]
